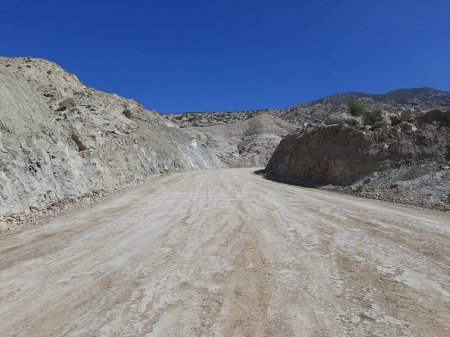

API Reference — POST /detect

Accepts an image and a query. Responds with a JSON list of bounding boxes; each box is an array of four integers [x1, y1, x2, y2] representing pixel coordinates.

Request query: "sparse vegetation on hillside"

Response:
[[347, 100, 366, 116], [371, 120, 389, 130], [123, 109, 132, 119]]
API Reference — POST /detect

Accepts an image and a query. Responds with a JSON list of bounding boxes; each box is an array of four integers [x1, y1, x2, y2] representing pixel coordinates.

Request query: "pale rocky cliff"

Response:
[[0, 57, 219, 215]]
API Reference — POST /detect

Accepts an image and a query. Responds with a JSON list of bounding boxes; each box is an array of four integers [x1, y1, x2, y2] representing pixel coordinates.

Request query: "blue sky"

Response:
[[2, 0, 449, 113]]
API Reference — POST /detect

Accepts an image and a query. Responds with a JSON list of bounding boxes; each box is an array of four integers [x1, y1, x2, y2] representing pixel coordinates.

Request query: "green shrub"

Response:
[[347, 100, 366, 116], [123, 109, 132, 119], [371, 120, 389, 130]]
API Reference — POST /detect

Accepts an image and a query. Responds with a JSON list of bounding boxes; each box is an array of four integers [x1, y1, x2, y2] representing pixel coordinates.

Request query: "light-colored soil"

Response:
[[1, 168, 449, 337]]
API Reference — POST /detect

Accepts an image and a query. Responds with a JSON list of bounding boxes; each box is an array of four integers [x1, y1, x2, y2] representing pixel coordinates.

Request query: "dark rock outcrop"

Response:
[[265, 119, 450, 187]]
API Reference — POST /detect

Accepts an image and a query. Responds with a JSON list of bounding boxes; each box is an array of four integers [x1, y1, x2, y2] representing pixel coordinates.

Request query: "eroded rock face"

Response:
[[168, 112, 298, 167], [266, 126, 378, 186], [265, 121, 450, 186], [0, 57, 219, 214]]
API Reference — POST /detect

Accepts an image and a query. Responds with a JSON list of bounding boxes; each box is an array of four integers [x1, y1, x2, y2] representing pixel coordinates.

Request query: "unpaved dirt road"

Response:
[[1, 168, 450, 337]]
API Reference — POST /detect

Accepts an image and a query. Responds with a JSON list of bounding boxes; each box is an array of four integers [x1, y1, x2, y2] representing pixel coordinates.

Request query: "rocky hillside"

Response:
[[2, 57, 449, 219], [166, 110, 299, 167], [167, 88, 450, 210], [166, 88, 450, 167], [0, 57, 219, 216], [167, 112, 297, 167], [265, 109, 450, 210]]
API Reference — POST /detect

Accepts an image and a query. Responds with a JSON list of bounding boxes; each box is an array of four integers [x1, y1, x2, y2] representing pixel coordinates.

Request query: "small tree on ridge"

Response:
[[347, 100, 366, 116]]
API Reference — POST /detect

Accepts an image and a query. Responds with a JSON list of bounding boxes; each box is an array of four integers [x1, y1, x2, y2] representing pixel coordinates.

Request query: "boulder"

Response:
[[325, 113, 361, 126], [56, 98, 76, 111], [400, 109, 413, 122], [418, 109, 450, 125], [363, 109, 391, 126], [400, 122, 417, 133], [389, 113, 401, 125]]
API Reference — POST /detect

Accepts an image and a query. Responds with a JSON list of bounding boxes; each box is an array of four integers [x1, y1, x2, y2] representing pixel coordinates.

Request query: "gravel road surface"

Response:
[[1, 168, 449, 336]]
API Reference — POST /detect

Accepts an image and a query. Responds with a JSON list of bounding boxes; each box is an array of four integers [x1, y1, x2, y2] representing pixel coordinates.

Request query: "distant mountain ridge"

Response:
[[167, 87, 450, 128], [169, 87, 450, 116], [166, 87, 450, 168], [311, 87, 450, 107]]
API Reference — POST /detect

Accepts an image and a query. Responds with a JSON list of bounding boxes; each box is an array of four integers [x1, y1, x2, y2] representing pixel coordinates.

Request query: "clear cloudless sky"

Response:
[[1, 0, 449, 113]]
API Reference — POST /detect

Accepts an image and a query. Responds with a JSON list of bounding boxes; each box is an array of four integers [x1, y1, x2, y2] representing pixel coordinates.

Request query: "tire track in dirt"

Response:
[[1, 168, 449, 336]]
